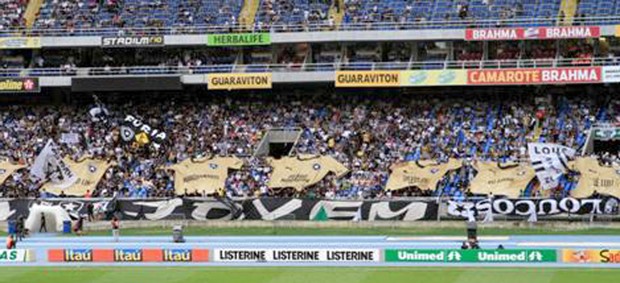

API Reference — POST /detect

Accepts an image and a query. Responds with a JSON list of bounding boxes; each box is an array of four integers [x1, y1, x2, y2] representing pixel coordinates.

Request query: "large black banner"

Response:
[[445, 196, 619, 219], [0, 198, 438, 222], [4, 197, 616, 222]]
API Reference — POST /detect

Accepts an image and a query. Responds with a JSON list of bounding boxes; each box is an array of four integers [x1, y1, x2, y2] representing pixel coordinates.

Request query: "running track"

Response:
[[11, 235, 620, 267]]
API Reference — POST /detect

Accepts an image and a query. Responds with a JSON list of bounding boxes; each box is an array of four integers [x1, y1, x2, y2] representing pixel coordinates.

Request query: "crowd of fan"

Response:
[[0, 91, 616, 200], [0, 0, 28, 30]]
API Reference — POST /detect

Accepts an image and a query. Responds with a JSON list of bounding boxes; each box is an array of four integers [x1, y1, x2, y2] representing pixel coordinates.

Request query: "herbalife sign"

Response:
[[384, 249, 557, 263]]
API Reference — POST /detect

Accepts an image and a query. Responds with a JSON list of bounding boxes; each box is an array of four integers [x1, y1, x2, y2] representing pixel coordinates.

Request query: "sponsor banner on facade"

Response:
[[207, 33, 271, 46], [0, 37, 41, 49], [335, 71, 401, 87], [48, 249, 209, 262], [385, 249, 556, 263], [0, 249, 31, 262], [0, 78, 40, 93], [465, 26, 600, 41], [562, 249, 620, 264], [446, 196, 619, 219], [401, 70, 467, 86], [207, 73, 272, 90], [214, 249, 380, 262], [602, 66, 620, 83], [101, 36, 164, 47], [467, 67, 601, 85]]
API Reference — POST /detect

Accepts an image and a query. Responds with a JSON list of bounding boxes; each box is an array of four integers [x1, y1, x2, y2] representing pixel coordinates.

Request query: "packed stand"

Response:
[[0, 0, 28, 30], [0, 90, 616, 200], [255, 0, 332, 32]]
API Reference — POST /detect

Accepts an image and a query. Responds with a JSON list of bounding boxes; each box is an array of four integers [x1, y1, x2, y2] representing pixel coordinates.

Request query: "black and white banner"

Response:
[[528, 143, 576, 190], [29, 140, 77, 188], [1, 198, 438, 222], [120, 114, 167, 148], [446, 196, 619, 219]]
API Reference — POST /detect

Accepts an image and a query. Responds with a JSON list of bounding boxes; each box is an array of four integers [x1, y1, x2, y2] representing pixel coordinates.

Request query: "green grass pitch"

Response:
[[0, 267, 618, 283]]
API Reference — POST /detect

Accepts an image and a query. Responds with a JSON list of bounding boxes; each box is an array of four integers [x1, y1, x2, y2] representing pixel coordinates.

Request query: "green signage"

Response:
[[594, 128, 620, 141], [385, 249, 557, 263], [207, 33, 271, 46]]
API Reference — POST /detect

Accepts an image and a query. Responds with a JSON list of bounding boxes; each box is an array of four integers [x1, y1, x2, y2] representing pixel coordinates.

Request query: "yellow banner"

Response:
[[168, 157, 243, 195], [267, 155, 349, 191], [401, 70, 467, 86], [385, 159, 461, 191], [562, 249, 620, 264], [0, 158, 25, 184], [208, 73, 272, 90], [42, 158, 113, 196], [572, 157, 620, 198], [616, 25, 620, 37], [0, 37, 41, 49], [469, 162, 534, 198], [335, 71, 401, 87]]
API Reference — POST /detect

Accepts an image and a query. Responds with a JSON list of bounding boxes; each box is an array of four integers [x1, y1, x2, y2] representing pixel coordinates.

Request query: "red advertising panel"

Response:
[[48, 249, 210, 262], [467, 67, 602, 85], [465, 26, 600, 41], [465, 28, 525, 41], [538, 26, 600, 39]]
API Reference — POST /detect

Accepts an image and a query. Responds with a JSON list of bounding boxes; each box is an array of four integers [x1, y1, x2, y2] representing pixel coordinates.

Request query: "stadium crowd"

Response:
[[0, 90, 615, 200]]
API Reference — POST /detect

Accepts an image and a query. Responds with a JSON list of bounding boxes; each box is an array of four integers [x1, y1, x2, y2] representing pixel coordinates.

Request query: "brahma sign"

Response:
[[467, 67, 602, 85]]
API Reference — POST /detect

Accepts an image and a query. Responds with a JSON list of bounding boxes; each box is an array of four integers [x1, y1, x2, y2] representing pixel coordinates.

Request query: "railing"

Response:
[[0, 57, 616, 78], [0, 16, 618, 37]]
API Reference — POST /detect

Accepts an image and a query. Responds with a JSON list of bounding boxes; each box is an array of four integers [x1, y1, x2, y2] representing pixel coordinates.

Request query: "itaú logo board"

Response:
[[163, 249, 192, 262], [64, 249, 93, 262], [114, 249, 143, 262]]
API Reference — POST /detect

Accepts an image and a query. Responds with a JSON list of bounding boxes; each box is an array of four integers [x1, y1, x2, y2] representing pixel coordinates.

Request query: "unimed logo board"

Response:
[[214, 249, 380, 262], [0, 249, 28, 262], [384, 249, 557, 263]]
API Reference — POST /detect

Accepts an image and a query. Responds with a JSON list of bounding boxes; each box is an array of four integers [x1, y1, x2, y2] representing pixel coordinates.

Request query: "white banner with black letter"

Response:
[[214, 249, 380, 262], [528, 143, 576, 189], [29, 140, 77, 189]]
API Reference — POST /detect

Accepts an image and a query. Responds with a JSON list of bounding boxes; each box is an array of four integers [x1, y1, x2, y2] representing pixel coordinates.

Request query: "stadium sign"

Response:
[[602, 66, 620, 83], [48, 249, 209, 262], [562, 249, 620, 264], [0, 78, 40, 93], [465, 26, 600, 41], [0, 37, 41, 49], [207, 33, 271, 46], [207, 73, 272, 89], [335, 71, 401, 87], [401, 70, 467, 86], [101, 36, 164, 47], [467, 67, 601, 85], [593, 128, 620, 141], [385, 249, 557, 263], [0, 249, 29, 262], [214, 249, 380, 262]]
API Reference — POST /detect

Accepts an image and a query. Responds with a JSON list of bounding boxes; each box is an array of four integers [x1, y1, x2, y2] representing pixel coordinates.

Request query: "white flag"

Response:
[[528, 143, 575, 190], [30, 140, 77, 189]]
